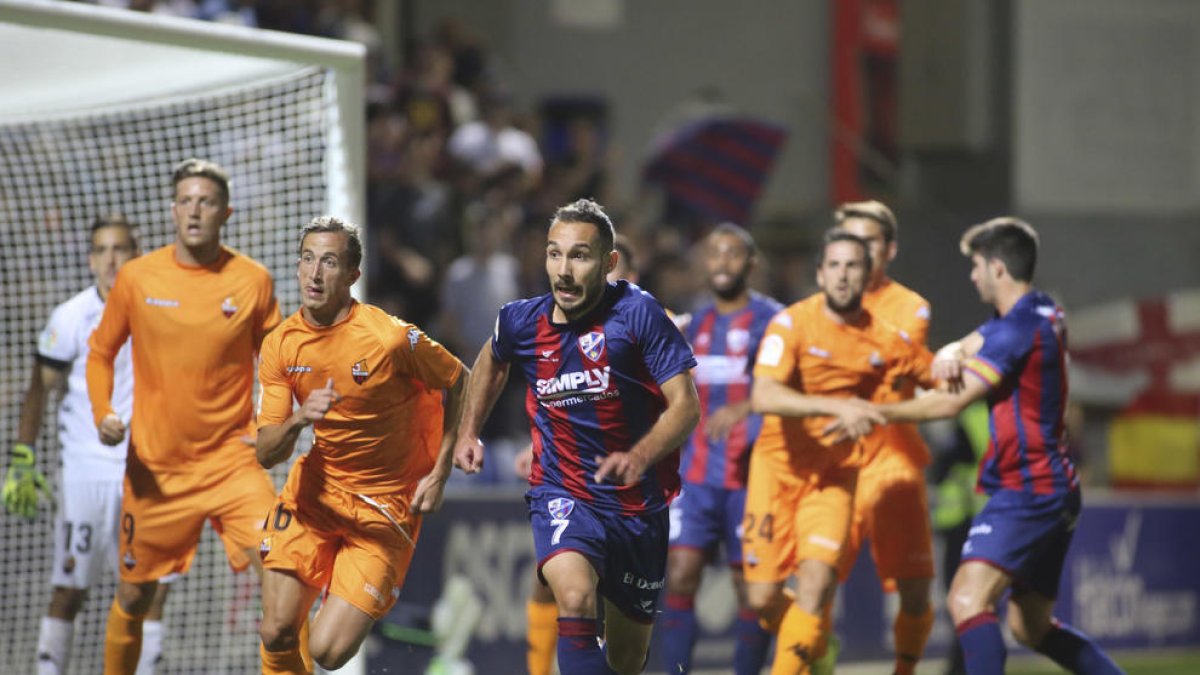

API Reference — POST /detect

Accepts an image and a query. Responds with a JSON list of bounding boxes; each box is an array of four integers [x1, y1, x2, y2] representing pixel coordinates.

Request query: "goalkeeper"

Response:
[[5, 215, 170, 675]]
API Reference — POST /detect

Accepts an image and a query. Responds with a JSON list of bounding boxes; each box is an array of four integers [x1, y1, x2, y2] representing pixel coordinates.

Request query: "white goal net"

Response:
[[0, 2, 363, 672]]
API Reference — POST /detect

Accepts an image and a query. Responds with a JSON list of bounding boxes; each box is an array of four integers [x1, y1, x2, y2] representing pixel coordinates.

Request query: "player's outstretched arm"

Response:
[[452, 340, 510, 475], [595, 371, 700, 486], [751, 376, 883, 440], [4, 362, 61, 519], [412, 365, 471, 514], [257, 377, 341, 469], [879, 375, 988, 424]]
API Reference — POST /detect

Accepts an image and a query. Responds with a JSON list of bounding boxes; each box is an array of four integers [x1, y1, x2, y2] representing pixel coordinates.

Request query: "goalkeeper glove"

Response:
[[4, 443, 50, 520]]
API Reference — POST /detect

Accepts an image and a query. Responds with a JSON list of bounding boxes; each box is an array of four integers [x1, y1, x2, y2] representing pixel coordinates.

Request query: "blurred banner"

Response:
[[1071, 291, 1200, 490], [370, 490, 1200, 672]]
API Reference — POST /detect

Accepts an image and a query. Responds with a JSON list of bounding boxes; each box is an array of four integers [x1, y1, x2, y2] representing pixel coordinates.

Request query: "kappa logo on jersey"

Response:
[[727, 328, 751, 354], [351, 359, 370, 384], [808, 345, 831, 359], [221, 296, 238, 318], [578, 331, 606, 361], [547, 497, 575, 521], [407, 327, 421, 351], [536, 366, 611, 398], [144, 297, 180, 307]]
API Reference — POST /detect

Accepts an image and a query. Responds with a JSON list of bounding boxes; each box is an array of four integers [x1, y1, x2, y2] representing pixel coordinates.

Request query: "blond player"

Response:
[[742, 230, 930, 674], [87, 159, 282, 674], [255, 217, 469, 673], [828, 200, 936, 674]]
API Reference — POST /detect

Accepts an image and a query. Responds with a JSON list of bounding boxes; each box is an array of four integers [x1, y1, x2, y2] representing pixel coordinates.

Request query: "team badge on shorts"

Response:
[[578, 332, 606, 361], [351, 359, 370, 384], [123, 552, 137, 571], [548, 497, 575, 520], [259, 537, 272, 560], [63, 556, 76, 574], [221, 296, 238, 318]]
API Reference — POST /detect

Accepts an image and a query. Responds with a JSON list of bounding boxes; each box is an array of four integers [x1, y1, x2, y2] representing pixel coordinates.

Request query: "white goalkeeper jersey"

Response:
[[37, 286, 132, 481]]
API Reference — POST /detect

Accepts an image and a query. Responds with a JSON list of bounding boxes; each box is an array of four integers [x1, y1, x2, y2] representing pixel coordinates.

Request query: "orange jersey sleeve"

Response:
[[87, 264, 135, 424], [89, 245, 281, 474], [864, 280, 931, 346], [259, 303, 463, 495]]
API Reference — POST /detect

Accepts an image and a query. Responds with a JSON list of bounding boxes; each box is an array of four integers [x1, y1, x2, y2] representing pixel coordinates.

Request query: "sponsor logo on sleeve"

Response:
[[758, 334, 786, 367]]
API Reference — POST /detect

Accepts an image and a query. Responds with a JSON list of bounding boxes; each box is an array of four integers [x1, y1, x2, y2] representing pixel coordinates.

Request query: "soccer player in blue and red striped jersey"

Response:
[[869, 218, 1123, 675], [659, 223, 782, 675], [454, 199, 700, 675]]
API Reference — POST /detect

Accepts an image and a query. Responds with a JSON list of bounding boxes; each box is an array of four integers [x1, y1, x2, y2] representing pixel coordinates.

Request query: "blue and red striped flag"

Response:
[[643, 116, 788, 224]]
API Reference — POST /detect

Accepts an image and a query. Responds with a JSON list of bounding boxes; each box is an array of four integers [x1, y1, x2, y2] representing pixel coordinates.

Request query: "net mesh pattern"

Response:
[[0, 66, 329, 674]]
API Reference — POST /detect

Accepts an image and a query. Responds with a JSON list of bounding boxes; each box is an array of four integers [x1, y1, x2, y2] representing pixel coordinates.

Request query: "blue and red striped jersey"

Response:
[[492, 280, 697, 515], [963, 290, 1079, 496], [682, 292, 783, 489]]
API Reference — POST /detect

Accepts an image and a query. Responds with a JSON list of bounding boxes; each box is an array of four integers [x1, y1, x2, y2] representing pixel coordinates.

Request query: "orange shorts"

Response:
[[837, 447, 934, 585], [119, 454, 275, 583], [260, 468, 421, 621], [742, 451, 858, 584]]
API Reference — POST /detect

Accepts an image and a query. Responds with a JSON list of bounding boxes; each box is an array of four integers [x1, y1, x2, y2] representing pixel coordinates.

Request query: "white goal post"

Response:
[[0, 1, 365, 673]]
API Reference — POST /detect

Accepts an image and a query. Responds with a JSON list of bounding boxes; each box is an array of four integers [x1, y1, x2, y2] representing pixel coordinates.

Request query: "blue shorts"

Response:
[[668, 482, 747, 565], [962, 488, 1081, 598], [527, 486, 669, 624]]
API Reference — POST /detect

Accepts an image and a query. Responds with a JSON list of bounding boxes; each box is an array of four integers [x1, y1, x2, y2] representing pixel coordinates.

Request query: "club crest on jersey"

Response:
[[727, 328, 751, 354], [351, 359, 370, 384], [578, 332, 606, 361], [221, 296, 238, 318], [548, 497, 575, 521]]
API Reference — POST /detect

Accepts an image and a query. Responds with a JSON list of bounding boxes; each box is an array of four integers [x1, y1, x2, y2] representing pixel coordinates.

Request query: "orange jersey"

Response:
[[862, 279, 934, 465], [87, 245, 281, 474], [257, 302, 463, 495], [752, 293, 930, 474]]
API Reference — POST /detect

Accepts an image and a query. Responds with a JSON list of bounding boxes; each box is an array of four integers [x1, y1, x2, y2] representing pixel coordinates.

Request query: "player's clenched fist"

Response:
[[452, 434, 484, 474], [98, 413, 127, 446], [298, 377, 340, 425]]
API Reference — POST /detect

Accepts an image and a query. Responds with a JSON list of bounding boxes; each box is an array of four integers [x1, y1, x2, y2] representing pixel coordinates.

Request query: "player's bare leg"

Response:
[[747, 559, 835, 674], [306, 595, 375, 670], [602, 597, 654, 675], [541, 552, 610, 674], [260, 569, 321, 674]]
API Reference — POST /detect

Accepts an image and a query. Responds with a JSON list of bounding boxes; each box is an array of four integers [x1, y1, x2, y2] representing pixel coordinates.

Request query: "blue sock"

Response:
[[1036, 620, 1124, 674], [956, 612, 1005, 675], [659, 593, 697, 673], [733, 608, 771, 675], [558, 617, 612, 675]]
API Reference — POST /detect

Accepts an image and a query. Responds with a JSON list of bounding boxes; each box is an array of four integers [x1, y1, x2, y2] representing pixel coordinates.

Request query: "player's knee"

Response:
[[259, 620, 300, 653], [946, 580, 989, 626], [743, 583, 779, 617], [310, 642, 355, 671], [553, 586, 596, 617], [665, 557, 702, 596], [896, 577, 932, 616], [116, 581, 158, 617], [48, 586, 87, 620]]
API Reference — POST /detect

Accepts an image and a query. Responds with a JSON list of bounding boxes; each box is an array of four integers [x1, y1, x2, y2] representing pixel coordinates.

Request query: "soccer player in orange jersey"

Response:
[[255, 216, 469, 673], [87, 159, 283, 675], [742, 230, 931, 675], [827, 200, 936, 674]]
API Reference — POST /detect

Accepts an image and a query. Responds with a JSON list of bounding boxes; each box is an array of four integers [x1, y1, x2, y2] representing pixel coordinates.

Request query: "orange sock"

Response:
[[770, 605, 822, 675], [104, 599, 145, 675], [893, 607, 934, 675], [813, 603, 834, 658], [260, 640, 310, 675], [526, 599, 559, 675]]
